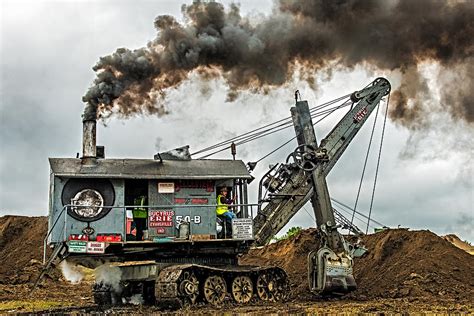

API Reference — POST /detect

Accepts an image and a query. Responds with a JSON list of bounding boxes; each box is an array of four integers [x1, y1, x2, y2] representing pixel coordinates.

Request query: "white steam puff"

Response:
[[59, 260, 84, 284], [94, 264, 123, 292]]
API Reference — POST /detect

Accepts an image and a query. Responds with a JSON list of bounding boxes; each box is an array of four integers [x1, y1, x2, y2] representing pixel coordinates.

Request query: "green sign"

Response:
[[68, 241, 87, 253]]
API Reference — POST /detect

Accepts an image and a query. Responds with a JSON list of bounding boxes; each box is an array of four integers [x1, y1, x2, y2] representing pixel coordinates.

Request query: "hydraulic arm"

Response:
[[253, 77, 391, 293]]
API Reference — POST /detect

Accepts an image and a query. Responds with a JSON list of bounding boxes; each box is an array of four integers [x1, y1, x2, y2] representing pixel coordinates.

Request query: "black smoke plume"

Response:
[[83, 0, 474, 128]]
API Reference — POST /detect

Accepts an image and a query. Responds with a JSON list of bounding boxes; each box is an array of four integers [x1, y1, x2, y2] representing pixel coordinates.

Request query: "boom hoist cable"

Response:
[[252, 99, 352, 166], [194, 97, 351, 159], [191, 81, 375, 159], [366, 93, 390, 234], [331, 198, 386, 228], [192, 94, 352, 159], [349, 97, 381, 233], [348, 94, 391, 234]]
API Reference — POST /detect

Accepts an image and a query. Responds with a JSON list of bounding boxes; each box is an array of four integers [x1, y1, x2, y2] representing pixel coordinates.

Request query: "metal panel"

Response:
[[148, 180, 175, 237], [147, 180, 216, 238], [174, 182, 215, 237], [48, 177, 125, 243]]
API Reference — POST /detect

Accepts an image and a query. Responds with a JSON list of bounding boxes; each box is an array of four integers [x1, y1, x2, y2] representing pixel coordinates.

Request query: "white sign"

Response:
[[231, 218, 253, 240], [86, 241, 106, 254], [68, 241, 87, 253], [158, 182, 175, 193]]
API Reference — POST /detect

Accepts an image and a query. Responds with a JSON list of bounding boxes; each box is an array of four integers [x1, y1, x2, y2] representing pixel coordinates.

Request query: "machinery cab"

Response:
[[47, 149, 254, 259]]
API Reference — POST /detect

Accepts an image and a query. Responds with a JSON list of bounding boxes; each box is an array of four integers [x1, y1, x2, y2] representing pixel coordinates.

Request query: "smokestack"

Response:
[[82, 104, 97, 164]]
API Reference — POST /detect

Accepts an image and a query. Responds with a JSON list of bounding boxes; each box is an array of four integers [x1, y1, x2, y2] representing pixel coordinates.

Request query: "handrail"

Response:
[[101, 203, 261, 209], [47, 203, 260, 249], [43, 205, 68, 264]]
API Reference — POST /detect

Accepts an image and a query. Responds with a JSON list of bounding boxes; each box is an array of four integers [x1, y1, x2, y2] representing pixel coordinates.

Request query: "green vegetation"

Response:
[[0, 300, 72, 312], [273, 226, 303, 242]]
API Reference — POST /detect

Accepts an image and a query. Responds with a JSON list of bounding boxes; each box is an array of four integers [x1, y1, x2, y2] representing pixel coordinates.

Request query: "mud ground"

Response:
[[0, 216, 473, 314]]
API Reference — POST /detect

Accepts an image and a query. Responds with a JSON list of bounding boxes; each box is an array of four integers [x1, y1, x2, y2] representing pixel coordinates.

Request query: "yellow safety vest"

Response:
[[133, 196, 148, 218], [216, 194, 228, 215]]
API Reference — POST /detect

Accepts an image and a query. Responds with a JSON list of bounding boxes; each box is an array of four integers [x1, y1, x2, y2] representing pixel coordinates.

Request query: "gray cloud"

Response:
[[1, 1, 472, 244]]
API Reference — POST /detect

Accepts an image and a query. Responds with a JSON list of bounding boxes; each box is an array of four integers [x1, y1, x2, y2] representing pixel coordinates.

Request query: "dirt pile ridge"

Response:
[[241, 228, 474, 301], [352, 229, 473, 300], [0, 215, 60, 285], [443, 234, 474, 255]]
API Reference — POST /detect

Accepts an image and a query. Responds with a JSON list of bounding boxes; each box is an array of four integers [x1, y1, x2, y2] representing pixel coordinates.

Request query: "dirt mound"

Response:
[[0, 215, 60, 284], [241, 228, 474, 301], [240, 228, 321, 301], [1, 216, 472, 305], [443, 234, 474, 255], [353, 229, 473, 300]]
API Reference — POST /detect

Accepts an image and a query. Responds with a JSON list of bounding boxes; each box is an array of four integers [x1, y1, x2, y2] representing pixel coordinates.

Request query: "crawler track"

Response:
[[93, 264, 289, 307], [156, 264, 289, 306]]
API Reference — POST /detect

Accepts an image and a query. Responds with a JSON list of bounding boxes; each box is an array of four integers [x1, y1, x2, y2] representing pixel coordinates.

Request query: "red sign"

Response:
[[69, 234, 88, 241], [175, 198, 209, 204], [149, 210, 174, 227], [192, 198, 208, 204], [353, 107, 368, 123], [156, 227, 165, 234], [175, 180, 214, 192], [150, 221, 173, 227], [96, 234, 122, 242], [175, 198, 186, 204]]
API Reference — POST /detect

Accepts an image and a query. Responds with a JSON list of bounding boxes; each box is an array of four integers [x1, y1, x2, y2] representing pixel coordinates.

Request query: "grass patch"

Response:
[[273, 226, 303, 242], [0, 300, 73, 312]]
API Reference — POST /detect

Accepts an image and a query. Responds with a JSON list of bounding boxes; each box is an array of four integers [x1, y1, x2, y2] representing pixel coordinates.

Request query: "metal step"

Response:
[[30, 242, 67, 294]]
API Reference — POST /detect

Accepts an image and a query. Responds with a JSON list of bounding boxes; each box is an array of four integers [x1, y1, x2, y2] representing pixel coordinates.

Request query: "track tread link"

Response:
[[155, 264, 289, 306]]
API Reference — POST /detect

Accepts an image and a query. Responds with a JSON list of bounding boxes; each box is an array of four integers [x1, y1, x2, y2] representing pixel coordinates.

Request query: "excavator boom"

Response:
[[254, 78, 390, 246], [253, 78, 390, 294]]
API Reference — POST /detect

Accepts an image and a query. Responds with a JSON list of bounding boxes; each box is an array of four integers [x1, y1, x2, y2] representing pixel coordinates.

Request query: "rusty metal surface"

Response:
[[49, 158, 252, 179], [155, 264, 189, 299], [82, 120, 96, 158]]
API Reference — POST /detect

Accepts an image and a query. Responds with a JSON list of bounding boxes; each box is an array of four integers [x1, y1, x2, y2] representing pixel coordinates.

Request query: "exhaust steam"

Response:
[[94, 264, 123, 293], [59, 260, 84, 284]]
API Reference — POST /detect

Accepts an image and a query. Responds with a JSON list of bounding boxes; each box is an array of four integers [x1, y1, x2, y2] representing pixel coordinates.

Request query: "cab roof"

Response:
[[49, 158, 252, 180]]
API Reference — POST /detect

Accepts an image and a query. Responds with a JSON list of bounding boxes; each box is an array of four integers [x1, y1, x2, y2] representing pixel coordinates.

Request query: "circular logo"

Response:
[[71, 189, 104, 219]]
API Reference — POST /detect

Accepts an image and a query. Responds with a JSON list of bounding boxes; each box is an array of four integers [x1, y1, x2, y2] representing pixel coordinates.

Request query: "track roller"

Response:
[[256, 269, 289, 302], [177, 271, 199, 305], [231, 275, 253, 303], [203, 275, 227, 306]]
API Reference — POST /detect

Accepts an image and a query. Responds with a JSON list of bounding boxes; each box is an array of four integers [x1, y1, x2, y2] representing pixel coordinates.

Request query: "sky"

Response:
[[1, 0, 472, 242]]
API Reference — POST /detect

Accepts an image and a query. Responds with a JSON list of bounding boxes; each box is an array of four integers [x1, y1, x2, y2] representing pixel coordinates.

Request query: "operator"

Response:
[[216, 187, 236, 220], [133, 195, 148, 241], [216, 187, 236, 238]]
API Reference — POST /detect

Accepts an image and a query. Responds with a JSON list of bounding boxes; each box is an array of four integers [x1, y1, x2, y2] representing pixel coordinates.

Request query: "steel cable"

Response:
[[191, 94, 351, 157], [197, 100, 351, 159], [366, 94, 390, 234], [349, 100, 381, 234], [331, 198, 385, 227]]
